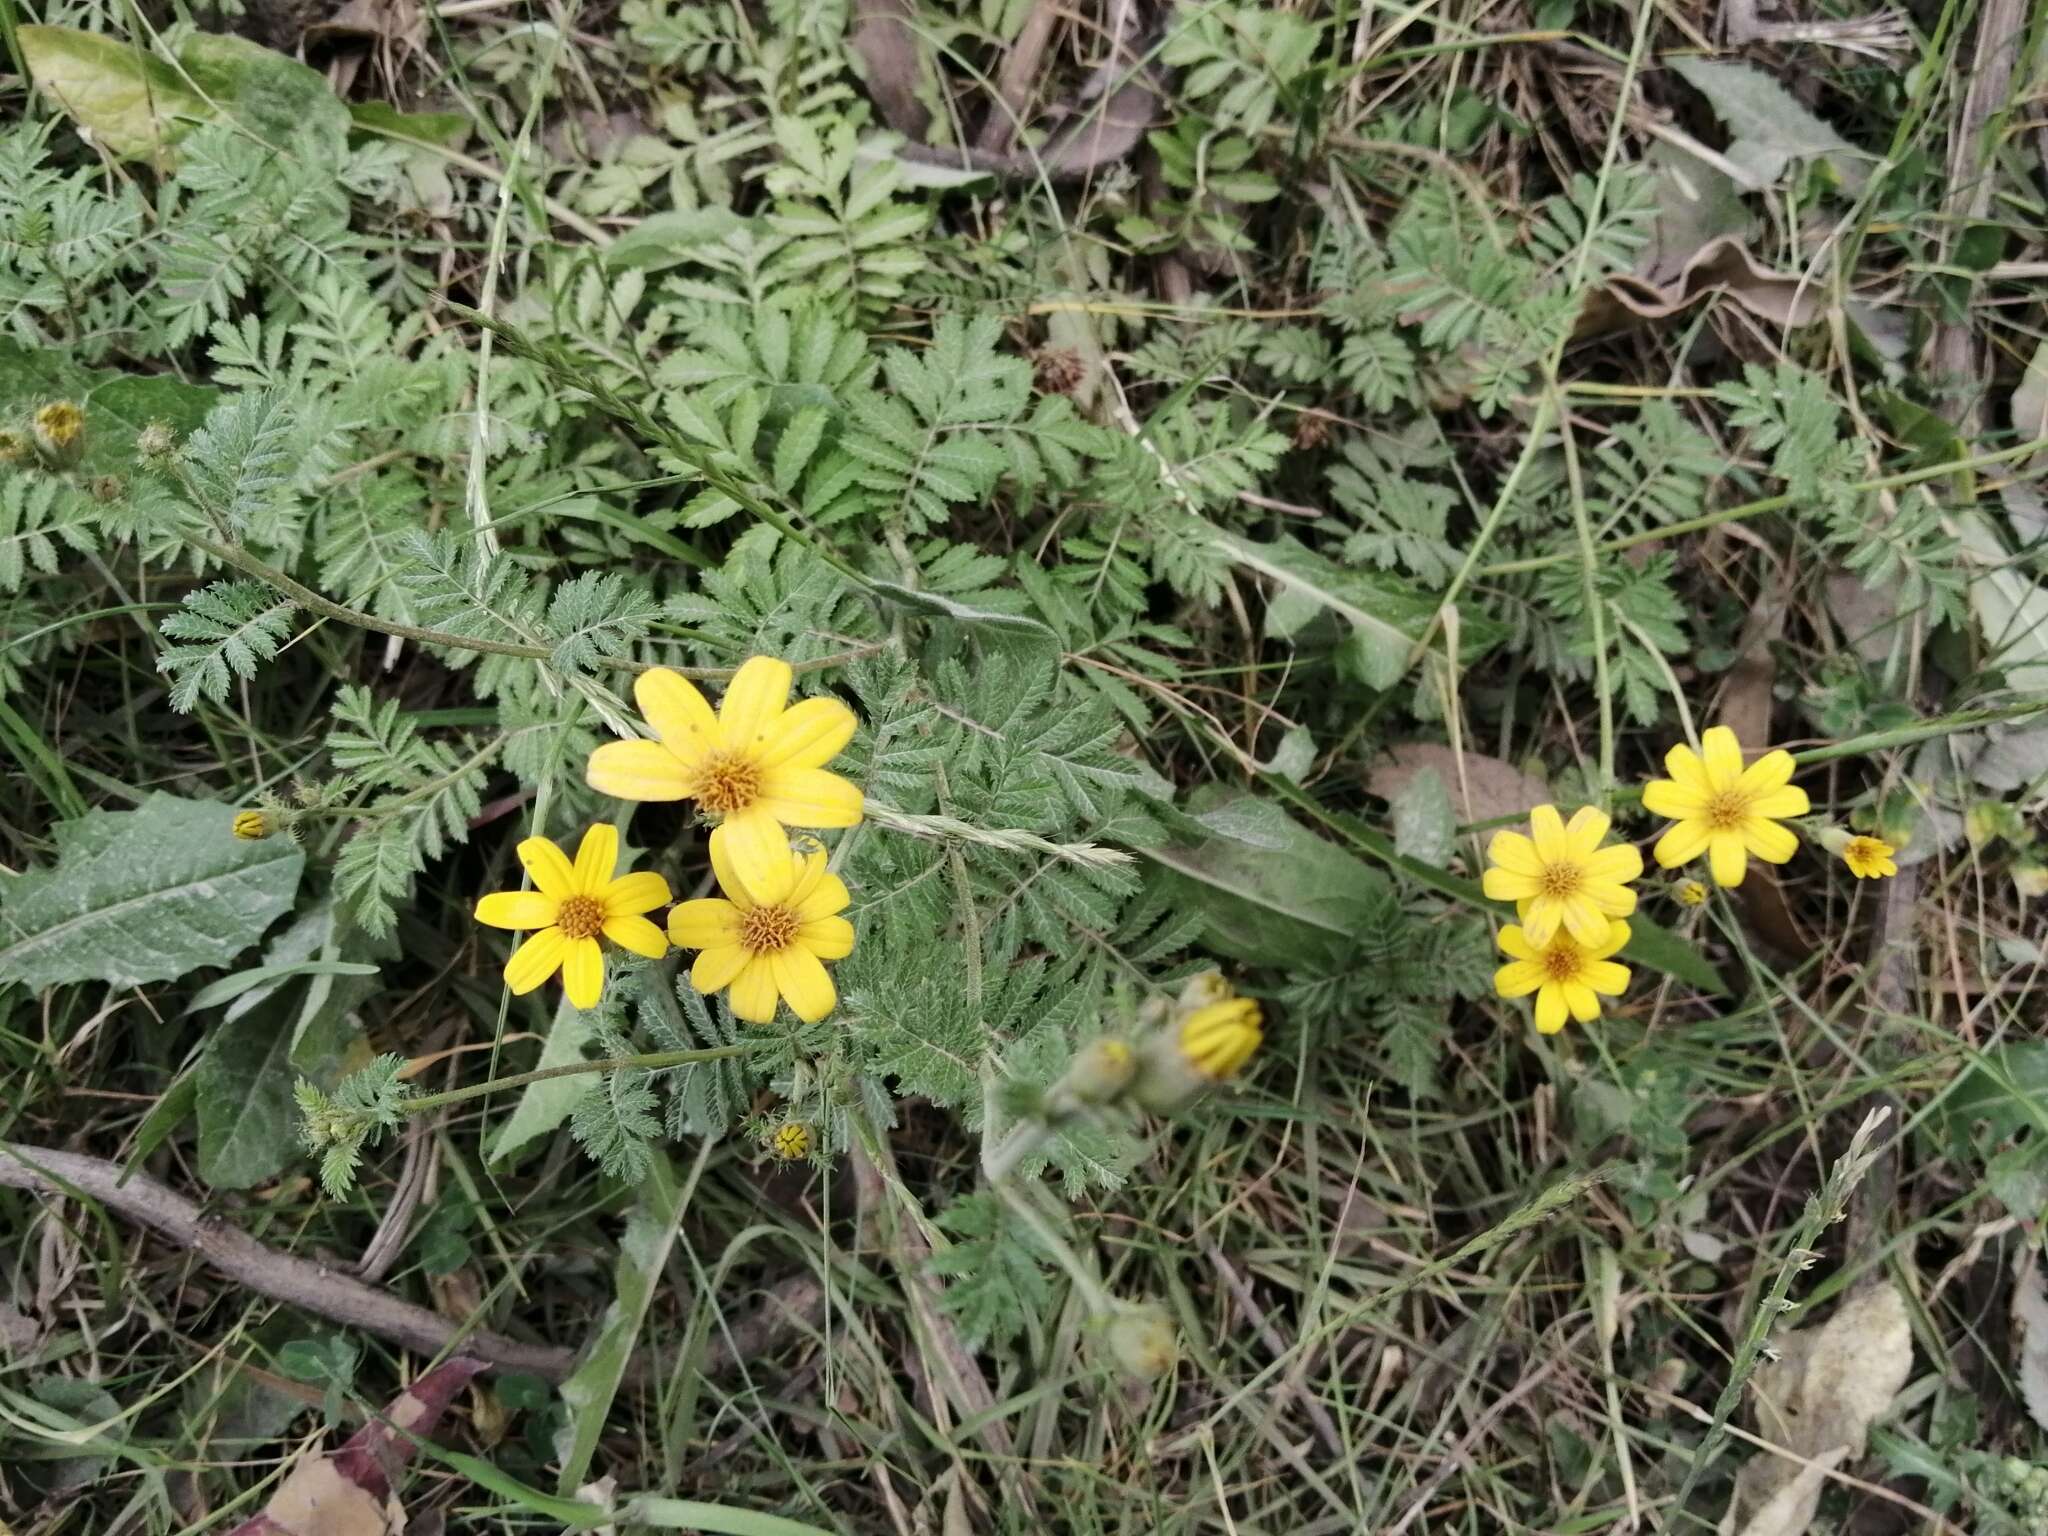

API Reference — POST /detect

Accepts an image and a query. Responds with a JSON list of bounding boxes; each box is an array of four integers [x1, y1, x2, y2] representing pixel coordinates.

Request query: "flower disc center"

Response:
[[1538, 863, 1583, 898], [1540, 947, 1583, 983], [556, 894, 604, 939], [1705, 790, 1752, 831], [741, 906, 798, 954], [694, 751, 763, 815]]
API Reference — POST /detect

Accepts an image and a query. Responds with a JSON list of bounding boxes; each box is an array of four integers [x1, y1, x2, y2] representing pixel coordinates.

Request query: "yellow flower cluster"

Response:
[[1486, 726, 1819, 1034], [473, 656, 862, 1020]]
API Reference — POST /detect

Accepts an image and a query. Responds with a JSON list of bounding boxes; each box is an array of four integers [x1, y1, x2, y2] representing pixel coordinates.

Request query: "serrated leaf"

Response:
[[0, 793, 303, 990]]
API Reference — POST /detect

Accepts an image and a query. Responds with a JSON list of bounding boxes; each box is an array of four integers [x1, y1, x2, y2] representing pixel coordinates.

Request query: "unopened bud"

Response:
[[136, 421, 177, 461], [1058, 1038, 1136, 1106], [233, 809, 273, 841], [1131, 996, 1264, 1113], [1814, 825, 1854, 856], [1175, 969, 1233, 1013], [1103, 1303, 1177, 1380], [2014, 862, 2048, 899], [0, 429, 30, 465], [768, 1121, 813, 1161]]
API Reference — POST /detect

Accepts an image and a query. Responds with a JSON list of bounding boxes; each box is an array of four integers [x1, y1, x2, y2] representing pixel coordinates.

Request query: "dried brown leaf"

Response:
[[1367, 742, 1550, 828]]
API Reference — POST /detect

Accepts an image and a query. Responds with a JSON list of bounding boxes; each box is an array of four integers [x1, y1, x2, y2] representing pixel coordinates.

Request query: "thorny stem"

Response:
[[399, 1047, 748, 1112]]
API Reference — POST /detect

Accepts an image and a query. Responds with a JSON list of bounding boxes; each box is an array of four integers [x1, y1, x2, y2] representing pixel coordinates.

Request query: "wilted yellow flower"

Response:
[[1178, 997, 1263, 1081], [586, 658, 862, 901], [1482, 804, 1641, 947], [1642, 726, 1808, 888], [1104, 1303, 1178, 1379], [1840, 836, 1897, 880], [475, 825, 672, 1010], [1493, 919, 1631, 1034], [667, 829, 854, 1024], [232, 809, 273, 840], [33, 400, 84, 465], [768, 1121, 813, 1161]]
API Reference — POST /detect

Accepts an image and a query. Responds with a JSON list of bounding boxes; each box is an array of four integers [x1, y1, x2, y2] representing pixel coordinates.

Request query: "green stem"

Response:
[[401, 1046, 747, 1113]]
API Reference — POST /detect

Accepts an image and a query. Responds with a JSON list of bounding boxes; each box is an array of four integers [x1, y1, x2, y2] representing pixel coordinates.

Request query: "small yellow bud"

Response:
[[1103, 1303, 1177, 1380], [1174, 969, 1233, 1014], [32, 401, 85, 467], [232, 809, 273, 841], [1673, 879, 1708, 907], [1177, 997, 1263, 1081], [0, 429, 30, 465], [2015, 862, 2048, 900], [1839, 835, 1897, 880], [768, 1121, 813, 1161], [1058, 1038, 1136, 1105]]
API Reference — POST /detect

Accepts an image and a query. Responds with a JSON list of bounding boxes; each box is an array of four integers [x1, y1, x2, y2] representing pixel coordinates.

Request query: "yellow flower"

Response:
[[232, 809, 273, 840], [586, 657, 863, 901], [667, 828, 855, 1024], [1482, 804, 1642, 947], [1493, 919, 1631, 1034], [474, 825, 672, 1010], [768, 1121, 813, 1161], [1674, 878, 1708, 907], [33, 400, 84, 465], [1642, 726, 1809, 888], [1841, 836, 1897, 880], [1177, 997, 1263, 1080]]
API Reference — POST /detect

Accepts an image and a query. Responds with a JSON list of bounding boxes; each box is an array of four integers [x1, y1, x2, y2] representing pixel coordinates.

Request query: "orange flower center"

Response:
[[556, 894, 604, 939], [1539, 946, 1585, 983], [1705, 789, 1753, 831], [740, 906, 798, 954], [1538, 863, 1583, 898], [692, 751, 762, 815]]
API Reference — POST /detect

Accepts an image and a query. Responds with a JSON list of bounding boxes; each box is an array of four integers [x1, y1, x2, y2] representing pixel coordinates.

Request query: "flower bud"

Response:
[[0, 429, 30, 466], [1673, 878, 1707, 907], [1057, 1038, 1136, 1106], [136, 421, 177, 461], [1814, 825, 1854, 856], [233, 809, 273, 841], [32, 401, 84, 468], [1103, 1302, 1177, 1380], [1175, 969, 1233, 1013], [2015, 862, 2048, 900], [1131, 996, 1263, 1113], [768, 1121, 813, 1161]]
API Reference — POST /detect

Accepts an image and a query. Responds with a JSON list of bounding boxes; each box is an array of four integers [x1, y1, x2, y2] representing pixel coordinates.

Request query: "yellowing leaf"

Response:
[[19, 25, 207, 163]]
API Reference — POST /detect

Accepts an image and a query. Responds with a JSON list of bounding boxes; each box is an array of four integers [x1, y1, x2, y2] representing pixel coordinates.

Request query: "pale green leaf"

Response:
[[487, 998, 601, 1168]]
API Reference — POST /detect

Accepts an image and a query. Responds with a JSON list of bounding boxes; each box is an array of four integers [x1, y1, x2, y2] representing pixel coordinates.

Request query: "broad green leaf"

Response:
[[349, 101, 473, 147], [1390, 764, 1456, 868], [0, 793, 303, 991], [0, 340, 218, 478], [869, 578, 1061, 646], [176, 31, 351, 154], [18, 25, 207, 163], [1952, 510, 2048, 694], [183, 959, 379, 1013], [195, 994, 299, 1188], [1614, 915, 1726, 998], [1141, 791, 1397, 971], [1668, 57, 1867, 192], [486, 997, 601, 1168], [622, 1500, 841, 1536], [555, 1151, 688, 1492]]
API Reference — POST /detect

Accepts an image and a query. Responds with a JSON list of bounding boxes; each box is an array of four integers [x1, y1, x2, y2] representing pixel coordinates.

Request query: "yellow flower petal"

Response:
[[690, 942, 750, 993], [1586, 881, 1638, 916], [562, 937, 605, 1009], [1700, 726, 1744, 788], [635, 668, 721, 764], [1708, 833, 1748, 888], [785, 847, 830, 909], [602, 870, 672, 917], [1494, 959, 1544, 998], [719, 656, 792, 749], [1736, 749, 1796, 794], [756, 766, 864, 829], [1654, 819, 1712, 868], [504, 926, 569, 993], [1741, 818, 1799, 864], [728, 956, 780, 1022], [757, 696, 858, 772], [1590, 920, 1631, 959], [587, 739, 692, 801], [1483, 867, 1542, 902], [1642, 781, 1708, 819], [1748, 785, 1810, 819], [1559, 898, 1611, 949], [1564, 806, 1610, 854], [1486, 830, 1543, 876], [1518, 896, 1564, 948], [477, 890, 558, 930], [771, 945, 837, 1023], [669, 898, 743, 950], [798, 915, 856, 960], [572, 823, 618, 893], [1583, 959, 1631, 995], [1534, 984, 1568, 1033], [603, 914, 669, 959], [1584, 843, 1644, 883], [1663, 742, 1710, 794], [1495, 924, 1538, 961], [1562, 981, 1601, 1023], [518, 836, 576, 898], [1529, 804, 1567, 862], [706, 825, 755, 914], [712, 812, 797, 908], [795, 870, 851, 923]]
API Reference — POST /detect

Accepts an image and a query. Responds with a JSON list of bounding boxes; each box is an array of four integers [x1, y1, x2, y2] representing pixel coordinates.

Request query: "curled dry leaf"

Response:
[[227, 1357, 484, 1536], [1719, 1284, 1913, 1536], [1367, 742, 1550, 828]]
